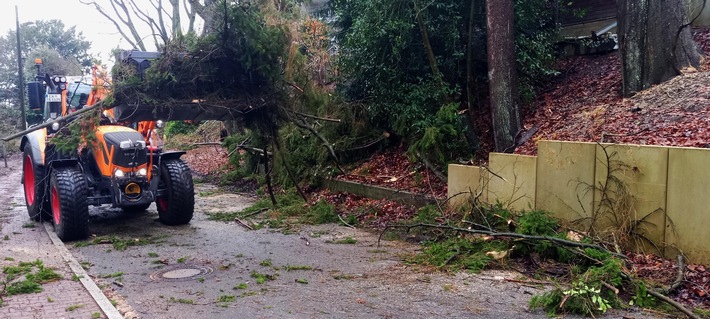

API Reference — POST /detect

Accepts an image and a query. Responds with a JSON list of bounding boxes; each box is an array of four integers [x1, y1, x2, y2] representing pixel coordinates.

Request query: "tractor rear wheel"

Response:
[[22, 144, 49, 221], [50, 166, 89, 241], [156, 159, 194, 225]]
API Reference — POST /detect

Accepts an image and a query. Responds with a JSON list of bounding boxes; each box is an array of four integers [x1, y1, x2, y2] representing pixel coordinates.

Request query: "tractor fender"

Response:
[[20, 130, 47, 166], [47, 159, 81, 170], [159, 151, 186, 162]]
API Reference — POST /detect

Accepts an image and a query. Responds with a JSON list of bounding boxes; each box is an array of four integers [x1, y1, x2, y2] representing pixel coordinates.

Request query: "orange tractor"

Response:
[[21, 52, 194, 241]]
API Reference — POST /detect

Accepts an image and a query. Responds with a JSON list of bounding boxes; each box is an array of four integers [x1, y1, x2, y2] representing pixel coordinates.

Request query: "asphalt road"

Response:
[[0, 154, 665, 318]]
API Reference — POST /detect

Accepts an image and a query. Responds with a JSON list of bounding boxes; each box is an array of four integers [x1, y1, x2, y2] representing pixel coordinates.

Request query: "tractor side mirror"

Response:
[[27, 81, 45, 110]]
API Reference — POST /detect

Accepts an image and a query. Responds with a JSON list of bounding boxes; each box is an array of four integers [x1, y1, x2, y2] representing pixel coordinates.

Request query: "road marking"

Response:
[[44, 223, 124, 319]]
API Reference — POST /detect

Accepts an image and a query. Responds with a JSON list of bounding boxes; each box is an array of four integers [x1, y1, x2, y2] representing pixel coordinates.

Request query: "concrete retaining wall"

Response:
[[448, 140, 710, 264]]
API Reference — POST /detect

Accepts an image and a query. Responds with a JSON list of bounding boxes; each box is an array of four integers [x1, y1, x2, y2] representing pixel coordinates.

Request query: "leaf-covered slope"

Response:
[[517, 27, 710, 155]]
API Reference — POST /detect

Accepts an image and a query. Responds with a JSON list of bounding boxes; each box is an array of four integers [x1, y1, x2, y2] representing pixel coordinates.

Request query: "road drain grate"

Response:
[[150, 265, 213, 282]]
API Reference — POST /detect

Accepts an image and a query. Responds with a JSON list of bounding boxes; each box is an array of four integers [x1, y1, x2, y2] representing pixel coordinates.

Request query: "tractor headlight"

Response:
[[51, 122, 60, 131], [137, 168, 147, 176], [114, 169, 125, 178], [156, 120, 164, 128]]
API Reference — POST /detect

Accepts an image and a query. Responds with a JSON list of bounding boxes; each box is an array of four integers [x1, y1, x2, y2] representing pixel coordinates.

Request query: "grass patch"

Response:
[[295, 278, 308, 284], [234, 283, 248, 290], [98, 272, 124, 279], [284, 265, 313, 271], [302, 200, 337, 224], [66, 304, 84, 311], [259, 259, 273, 267], [198, 189, 224, 197], [410, 237, 507, 273], [21, 222, 35, 228], [217, 295, 236, 303], [147, 252, 159, 258], [169, 297, 195, 304], [74, 235, 168, 251], [250, 271, 277, 284], [92, 312, 102, 318], [3, 257, 14, 261], [333, 274, 355, 280], [177, 256, 188, 263], [2, 235, 8, 241], [1, 260, 61, 298], [207, 211, 242, 222], [328, 237, 357, 245]]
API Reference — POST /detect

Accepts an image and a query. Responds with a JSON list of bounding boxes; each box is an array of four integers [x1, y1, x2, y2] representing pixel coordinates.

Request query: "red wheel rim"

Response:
[[51, 186, 60, 225], [23, 155, 35, 206], [157, 197, 168, 212]]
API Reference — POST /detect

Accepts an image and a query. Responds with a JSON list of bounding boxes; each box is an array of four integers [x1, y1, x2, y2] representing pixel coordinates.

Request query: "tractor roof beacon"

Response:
[[20, 53, 195, 241]]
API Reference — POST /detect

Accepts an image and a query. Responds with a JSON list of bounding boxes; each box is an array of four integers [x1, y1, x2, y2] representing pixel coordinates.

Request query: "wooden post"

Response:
[[3, 141, 7, 168], [16, 6, 26, 130]]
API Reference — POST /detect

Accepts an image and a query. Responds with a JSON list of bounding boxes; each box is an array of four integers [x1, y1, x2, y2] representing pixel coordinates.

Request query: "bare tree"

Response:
[[80, 0, 216, 50]]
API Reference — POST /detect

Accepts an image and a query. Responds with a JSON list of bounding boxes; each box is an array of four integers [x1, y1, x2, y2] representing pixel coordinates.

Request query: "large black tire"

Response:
[[156, 159, 194, 225], [121, 203, 152, 213], [49, 166, 89, 241], [22, 144, 50, 221]]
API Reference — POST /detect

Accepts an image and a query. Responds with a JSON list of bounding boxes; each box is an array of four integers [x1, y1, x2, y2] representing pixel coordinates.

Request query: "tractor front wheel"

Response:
[[50, 166, 89, 241], [22, 144, 49, 221], [156, 159, 194, 225]]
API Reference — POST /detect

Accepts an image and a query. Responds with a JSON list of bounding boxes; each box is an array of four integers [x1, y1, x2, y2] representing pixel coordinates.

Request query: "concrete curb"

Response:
[[44, 223, 124, 319]]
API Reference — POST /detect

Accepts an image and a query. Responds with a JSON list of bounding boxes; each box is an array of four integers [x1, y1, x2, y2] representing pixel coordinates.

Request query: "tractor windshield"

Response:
[[67, 82, 92, 109]]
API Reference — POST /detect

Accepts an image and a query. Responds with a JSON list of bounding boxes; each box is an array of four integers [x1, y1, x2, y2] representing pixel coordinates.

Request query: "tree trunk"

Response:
[[618, 0, 702, 97], [413, 0, 442, 80], [169, 0, 181, 38], [486, 0, 520, 153]]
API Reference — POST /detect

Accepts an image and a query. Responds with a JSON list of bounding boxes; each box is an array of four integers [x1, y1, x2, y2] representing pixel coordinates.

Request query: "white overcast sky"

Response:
[[0, 0, 200, 64]]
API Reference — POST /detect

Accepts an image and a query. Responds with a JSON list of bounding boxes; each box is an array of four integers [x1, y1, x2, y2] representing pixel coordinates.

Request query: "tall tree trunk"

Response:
[[618, 0, 702, 97], [188, 0, 216, 35], [169, 0, 181, 38], [486, 0, 520, 153], [466, 0, 476, 114], [413, 0, 442, 80]]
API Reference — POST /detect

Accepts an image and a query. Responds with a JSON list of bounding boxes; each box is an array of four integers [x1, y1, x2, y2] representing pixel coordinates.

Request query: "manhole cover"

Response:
[[150, 265, 213, 282]]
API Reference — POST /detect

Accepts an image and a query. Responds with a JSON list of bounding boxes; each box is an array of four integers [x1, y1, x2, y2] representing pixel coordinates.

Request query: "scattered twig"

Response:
[[241, 208, 269, 219], [339, 134, 387, 152], [379, 223, 627, 258], [599, 128, 650, 143], [646, 289, 699, 319], [227, 144, 270, 158], [601, 281, 619, 295], [292, 111, 341, 123], [414, 152, 446, 181], [234, 218, 253, 230], [338, 215, 356, 229], [284, 81, 304, 93]]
